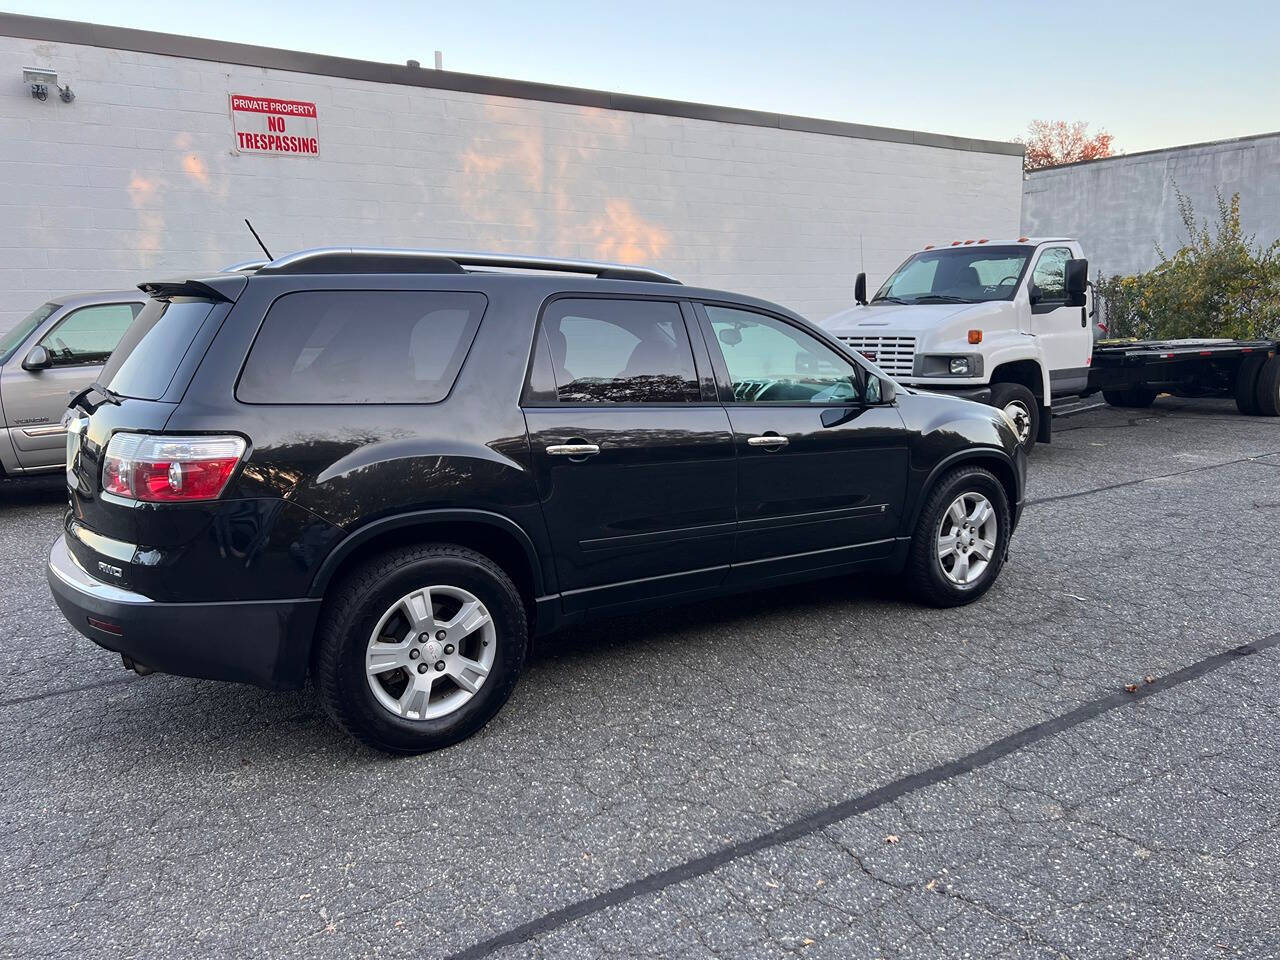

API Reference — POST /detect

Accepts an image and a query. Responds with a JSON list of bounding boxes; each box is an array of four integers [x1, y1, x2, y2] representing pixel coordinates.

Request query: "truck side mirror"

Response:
[[1065, 258, 1089, 307], [854, 272, 867, 306], [22, 344, 51, 371]]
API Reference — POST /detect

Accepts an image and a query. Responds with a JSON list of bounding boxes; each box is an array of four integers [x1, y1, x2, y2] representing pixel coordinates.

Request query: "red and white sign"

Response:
[[230, 94, 319, 156]]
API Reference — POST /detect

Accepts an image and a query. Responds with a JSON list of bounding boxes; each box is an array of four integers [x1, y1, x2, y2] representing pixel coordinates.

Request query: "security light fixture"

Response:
[[22, 67, 73, 102]]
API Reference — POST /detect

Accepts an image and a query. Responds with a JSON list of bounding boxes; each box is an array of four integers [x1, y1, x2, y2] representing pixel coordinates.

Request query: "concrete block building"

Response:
[[0, 13, 1024, 327], [1022, 131, 1280, 280]]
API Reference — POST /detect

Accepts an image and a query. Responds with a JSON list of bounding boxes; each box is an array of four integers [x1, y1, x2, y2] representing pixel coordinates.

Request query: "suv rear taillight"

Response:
[[102, 433, 246, 502]]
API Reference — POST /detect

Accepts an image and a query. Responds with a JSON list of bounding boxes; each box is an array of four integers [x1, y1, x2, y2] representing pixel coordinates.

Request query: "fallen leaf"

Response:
[[802, 938, 816, 947], [1144, 675, 1155, 685], [1124, 684, 1139, 694], [885, 835, 900, 844], [925, 878, 938, 891]]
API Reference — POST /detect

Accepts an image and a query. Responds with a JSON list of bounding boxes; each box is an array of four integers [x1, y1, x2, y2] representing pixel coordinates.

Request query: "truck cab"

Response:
[[821, 238, 1092, 450]]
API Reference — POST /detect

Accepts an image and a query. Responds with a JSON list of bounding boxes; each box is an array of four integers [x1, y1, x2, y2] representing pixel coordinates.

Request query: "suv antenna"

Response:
[[244, 219, 273, 260]]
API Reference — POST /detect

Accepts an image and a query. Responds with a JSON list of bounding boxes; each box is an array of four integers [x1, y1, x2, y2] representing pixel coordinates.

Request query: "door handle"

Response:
[[746, 435, 789, 448], [546, 443, 600, 457]]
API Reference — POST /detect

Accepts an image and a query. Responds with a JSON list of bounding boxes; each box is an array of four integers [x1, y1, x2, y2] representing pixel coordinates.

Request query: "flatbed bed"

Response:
[[1087, 338, 1280, 415]]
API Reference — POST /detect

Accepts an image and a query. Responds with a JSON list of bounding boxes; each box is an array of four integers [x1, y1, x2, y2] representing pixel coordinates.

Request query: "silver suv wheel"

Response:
[[936, 492, 998, 585], [364, 585, 497, 721]]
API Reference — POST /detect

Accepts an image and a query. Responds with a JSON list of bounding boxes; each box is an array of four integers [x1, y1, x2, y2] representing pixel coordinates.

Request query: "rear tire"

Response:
[[315, 543, 527, 754], [1234, 355, 1267, 415], [1255, 356, 1280, 417], [988, 383, 1038, 454], [905, 466, 1011, 608], [1103, 387, 1158, 408]]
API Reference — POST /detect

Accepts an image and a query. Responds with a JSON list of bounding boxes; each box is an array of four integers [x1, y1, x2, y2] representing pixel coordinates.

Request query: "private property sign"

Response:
[[230, 94, 319, 156]]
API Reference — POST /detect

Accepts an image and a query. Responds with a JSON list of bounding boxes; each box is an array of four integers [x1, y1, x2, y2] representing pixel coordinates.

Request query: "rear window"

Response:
[[236, 291, 486, 404], [100, 298, 216, 400]]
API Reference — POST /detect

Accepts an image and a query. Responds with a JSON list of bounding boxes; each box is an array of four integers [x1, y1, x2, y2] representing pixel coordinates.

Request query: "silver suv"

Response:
[[0, 291, 145, 476]]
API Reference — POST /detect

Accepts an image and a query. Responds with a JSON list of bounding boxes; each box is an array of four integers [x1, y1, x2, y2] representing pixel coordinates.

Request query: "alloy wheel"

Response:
[[364, 585, 497, 721], [936, 492, 998, 586]]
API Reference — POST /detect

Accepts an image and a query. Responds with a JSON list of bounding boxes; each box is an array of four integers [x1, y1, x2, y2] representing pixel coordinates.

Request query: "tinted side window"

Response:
[[40, 303, 141, 365], [101, 298, 215, 400], [238, 291, 486, 404], [541, 298, 699, 404], [1032, 247, 1071, 301], [705, 305, 860, 403]]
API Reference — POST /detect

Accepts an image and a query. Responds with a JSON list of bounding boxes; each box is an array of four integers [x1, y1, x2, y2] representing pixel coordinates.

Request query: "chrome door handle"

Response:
[[546, 443, 600, 456], [747, 435, 789, 448]]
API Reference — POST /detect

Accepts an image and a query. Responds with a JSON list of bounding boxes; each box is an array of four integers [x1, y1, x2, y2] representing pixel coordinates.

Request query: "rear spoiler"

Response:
[[138, 274, 247, 302]]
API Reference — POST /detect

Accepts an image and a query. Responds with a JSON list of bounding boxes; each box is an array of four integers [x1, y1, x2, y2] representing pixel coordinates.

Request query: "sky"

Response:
[[7, 0, 1279, 154]]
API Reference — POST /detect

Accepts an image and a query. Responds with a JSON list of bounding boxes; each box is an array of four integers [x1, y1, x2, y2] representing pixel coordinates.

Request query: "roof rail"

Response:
[[255, 247, 681, 284], [221, 258, 270, 273]]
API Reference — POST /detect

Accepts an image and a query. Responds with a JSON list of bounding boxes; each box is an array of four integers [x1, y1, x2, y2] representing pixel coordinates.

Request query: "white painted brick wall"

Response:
[[0, 35, 1022, 327]]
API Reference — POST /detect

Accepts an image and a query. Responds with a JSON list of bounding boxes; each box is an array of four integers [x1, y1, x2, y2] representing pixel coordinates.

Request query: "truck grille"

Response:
[[838, 336, 916, 377]]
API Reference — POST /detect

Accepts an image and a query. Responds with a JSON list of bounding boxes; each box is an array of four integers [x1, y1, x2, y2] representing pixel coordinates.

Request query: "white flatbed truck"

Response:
[[821, 238, 1280, 451]]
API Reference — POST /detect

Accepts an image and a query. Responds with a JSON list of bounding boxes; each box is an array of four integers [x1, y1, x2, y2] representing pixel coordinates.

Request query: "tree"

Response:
[[1018, 120, 1115, 171]]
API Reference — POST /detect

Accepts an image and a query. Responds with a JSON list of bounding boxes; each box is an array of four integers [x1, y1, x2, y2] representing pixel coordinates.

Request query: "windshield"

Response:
[[0, 302, 59, 364], [872, 246, 1032, 304]]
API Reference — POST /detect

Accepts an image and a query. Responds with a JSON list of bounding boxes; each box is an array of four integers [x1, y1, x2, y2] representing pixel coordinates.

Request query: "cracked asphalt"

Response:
[[2, 396, 1278, 959]]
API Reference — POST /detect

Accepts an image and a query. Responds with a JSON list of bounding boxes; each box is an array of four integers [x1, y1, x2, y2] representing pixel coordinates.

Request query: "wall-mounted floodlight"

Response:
[[22, 67, 73, 102]]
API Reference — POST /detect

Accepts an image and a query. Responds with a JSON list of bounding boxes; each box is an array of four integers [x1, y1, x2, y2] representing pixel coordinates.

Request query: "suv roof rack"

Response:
[[255, 247, 681, 284], [221, 258, 270, 273]]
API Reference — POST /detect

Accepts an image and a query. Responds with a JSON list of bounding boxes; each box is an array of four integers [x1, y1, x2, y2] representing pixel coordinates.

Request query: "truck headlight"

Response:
[[915, 354, 984, 377]]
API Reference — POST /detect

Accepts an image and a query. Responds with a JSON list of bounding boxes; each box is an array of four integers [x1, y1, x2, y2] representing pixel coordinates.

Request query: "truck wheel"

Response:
[[1234, 355, 1267, 415], [1103, 387, 1157, 408], [315, 543, 528, 754], [1256, 356, 1280, 417], [989, 383, 1038, 452], [905, 466, 1011, 608]]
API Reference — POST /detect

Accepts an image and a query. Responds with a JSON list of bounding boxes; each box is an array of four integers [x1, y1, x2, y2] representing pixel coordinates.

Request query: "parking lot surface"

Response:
[[2, 397, 1278, 959]]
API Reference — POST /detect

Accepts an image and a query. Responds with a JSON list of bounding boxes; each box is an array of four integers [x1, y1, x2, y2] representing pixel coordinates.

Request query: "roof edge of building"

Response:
[[1026, 129, 1280, 174], [1, 12, 1024, 158]]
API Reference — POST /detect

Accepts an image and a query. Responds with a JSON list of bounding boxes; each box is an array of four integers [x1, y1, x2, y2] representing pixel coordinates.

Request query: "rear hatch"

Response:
[[64, 279, 243, 591]]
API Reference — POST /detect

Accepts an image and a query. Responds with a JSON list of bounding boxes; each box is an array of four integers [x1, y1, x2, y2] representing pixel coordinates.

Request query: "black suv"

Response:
[[48, 250, 1025, 753]]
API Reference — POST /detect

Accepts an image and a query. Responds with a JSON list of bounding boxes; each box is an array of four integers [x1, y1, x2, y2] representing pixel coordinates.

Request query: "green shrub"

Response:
[[1096, 190, 1280, 341]]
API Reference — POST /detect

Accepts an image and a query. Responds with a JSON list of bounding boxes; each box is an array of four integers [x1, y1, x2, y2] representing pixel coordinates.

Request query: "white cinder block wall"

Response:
[[0, 19, 1024, 328]]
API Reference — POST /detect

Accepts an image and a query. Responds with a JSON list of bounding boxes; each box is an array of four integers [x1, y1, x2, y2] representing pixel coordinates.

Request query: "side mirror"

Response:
[[1027, 283, 1042, 306], [863, 375, 895, 405], [22, 344, 51, 371], [1065, 258, 1089, 307], [854, 272, 868, 306]]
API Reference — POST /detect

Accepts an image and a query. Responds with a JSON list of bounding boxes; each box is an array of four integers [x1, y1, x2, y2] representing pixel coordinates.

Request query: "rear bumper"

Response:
[[47, 534, 319, 690]]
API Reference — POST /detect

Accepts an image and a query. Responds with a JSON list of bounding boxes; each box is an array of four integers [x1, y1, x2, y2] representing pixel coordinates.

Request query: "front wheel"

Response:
[[314, 544, 528, 754], [988, 383, 1038, 453], [905, 466, 1011, 607]]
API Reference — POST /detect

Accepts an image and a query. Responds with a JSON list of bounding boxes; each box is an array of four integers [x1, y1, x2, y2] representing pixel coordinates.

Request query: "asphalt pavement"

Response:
[[2, 397, 1277, 959]]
